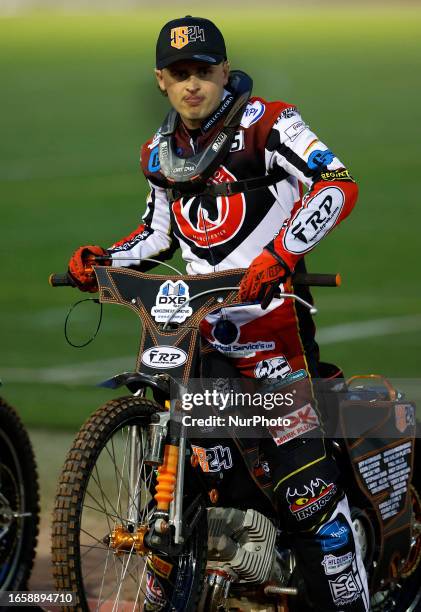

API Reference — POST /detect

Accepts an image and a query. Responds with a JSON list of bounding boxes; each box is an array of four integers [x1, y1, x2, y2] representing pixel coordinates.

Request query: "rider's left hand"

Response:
[[239, 249, 290, 309]]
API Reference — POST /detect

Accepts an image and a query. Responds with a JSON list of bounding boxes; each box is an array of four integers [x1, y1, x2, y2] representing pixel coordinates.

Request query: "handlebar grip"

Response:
[[49, 272, 76, 287], [292, 273, 341, 287]]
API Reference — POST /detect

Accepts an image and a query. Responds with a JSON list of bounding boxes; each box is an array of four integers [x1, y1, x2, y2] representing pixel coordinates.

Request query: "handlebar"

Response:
[[49, 272, 77, 287], [49, 271, 341, 288]]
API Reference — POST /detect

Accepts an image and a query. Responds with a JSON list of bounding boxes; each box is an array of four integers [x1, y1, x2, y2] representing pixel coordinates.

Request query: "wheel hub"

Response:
[[109, 524, 149, 555]]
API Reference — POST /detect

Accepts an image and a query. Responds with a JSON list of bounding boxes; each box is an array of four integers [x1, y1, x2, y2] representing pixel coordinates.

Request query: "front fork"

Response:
[[126, 394, 186, 544]]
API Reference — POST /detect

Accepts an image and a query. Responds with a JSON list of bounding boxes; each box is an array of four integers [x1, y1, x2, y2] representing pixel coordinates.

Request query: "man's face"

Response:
[[155, 60, 230, 129]]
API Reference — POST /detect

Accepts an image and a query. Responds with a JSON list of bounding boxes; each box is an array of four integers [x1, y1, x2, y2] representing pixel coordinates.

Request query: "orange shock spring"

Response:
[[154, 444, 179, 512]]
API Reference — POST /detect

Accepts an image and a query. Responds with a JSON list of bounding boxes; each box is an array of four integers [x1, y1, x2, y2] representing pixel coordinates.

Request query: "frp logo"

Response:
[[283, 186, 344, 254], [151, 280, 193, 323], [170, 26, 205, 49], [141, 346, 187, 369]]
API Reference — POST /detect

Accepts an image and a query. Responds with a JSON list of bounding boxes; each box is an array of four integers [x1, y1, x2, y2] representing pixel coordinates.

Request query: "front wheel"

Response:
[[52, 396, 207, 611]]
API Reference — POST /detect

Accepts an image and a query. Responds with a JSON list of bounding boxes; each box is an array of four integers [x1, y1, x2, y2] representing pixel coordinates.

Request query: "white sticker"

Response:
[[322, 552, 353, 576], [141, 346, 187, 369], [240, 101, 265, 128], [254, 356, 292, 379], [151, 280, 193, 323], [283, 186, 345, 254]]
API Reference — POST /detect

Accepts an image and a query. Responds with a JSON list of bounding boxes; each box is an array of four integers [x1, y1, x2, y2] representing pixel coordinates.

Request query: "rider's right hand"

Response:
[[68, 245, 111, 292]]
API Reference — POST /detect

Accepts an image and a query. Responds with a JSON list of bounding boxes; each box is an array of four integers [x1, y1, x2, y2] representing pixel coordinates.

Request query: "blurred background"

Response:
[[1, 0, 421, 435]]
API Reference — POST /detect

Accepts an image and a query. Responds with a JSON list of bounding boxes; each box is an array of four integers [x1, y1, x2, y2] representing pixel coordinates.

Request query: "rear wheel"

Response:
[[52, 396, 207, 611], [0, 397, 39, 591]]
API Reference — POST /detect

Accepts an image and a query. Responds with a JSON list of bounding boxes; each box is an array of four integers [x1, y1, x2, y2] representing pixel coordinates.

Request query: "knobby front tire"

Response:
[[52, 395, 207, 612]]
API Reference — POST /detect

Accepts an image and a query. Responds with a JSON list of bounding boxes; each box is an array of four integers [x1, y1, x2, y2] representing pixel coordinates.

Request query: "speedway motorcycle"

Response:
[[50, 263, 421, 611]]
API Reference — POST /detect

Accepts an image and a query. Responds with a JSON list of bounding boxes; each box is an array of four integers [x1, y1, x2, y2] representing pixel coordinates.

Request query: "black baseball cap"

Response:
[[156, 16, 227, 69]]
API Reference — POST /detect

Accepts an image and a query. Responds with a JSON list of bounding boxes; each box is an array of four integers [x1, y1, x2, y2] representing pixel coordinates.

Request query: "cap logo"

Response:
[[170, 25, 205, 49]]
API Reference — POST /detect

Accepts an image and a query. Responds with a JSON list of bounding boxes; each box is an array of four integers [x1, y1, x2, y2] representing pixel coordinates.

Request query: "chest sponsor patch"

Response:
[[240, 100, 265, 128], [172, 166, 246, 248], [283, 186, 345, 254]]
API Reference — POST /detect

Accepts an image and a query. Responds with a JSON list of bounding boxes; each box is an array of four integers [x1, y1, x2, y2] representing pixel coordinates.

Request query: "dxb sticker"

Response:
[[151, 280, 193, 323], [170, 25, 205, 49]]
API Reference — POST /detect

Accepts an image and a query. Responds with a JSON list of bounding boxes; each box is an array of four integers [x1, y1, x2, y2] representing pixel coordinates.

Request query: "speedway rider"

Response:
[[68, 16, 369, 611]]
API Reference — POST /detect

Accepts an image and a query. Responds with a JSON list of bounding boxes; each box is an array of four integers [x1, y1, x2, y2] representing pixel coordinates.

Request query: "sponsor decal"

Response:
[[322, 552, 353, 576], [141, 346, 187, 369], [211, 340, 275, 358], [320, 169, 353, 182], [151, 280, 193, 324], [395, 403, 415, 433], [318, 518, 350, 552], [287, 478, 336, 521], [202, 95, 235, 132], [172, 163, 197, 174], [172, 166, 246, 248], [230, 130, 245, 152], [357, 440, 412, 521], [273, 402, 319, 446], [170, 25, 205, 49], [191, 444, 233, 472], [240, 101, 265, 128], [148, 130, 161, 150], [329, 569, 362, 606], [148, 146, 160, 172], [146, 571, 166, 607], [212, 132, 228, 152], [149, 555, 173, 579], [111, 228, 151, 252], [307, 149, 335, 170], [280, 106, 298, 120], [284, 120, 307, 142], [283, 186, 345, 254], [254, 356, 292, 380]]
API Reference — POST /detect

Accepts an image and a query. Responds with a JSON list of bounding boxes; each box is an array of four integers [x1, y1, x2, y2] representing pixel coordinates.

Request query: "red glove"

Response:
[[239, 249, 290, 308], [68, 245, 110, 293]]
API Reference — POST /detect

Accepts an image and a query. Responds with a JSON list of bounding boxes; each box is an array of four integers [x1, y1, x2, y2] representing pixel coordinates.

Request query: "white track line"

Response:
[[317, 313, 421, 344], [2, 314, 421, 384]]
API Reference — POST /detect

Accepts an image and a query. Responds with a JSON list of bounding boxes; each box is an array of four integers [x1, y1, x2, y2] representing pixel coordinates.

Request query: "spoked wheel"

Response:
[[370, 485, 421, 612], [52, 396, 207, 612], [0, 397, 39, 590]]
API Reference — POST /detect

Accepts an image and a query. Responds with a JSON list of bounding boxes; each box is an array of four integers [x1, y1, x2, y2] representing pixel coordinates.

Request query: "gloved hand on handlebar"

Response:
[[239, 248, 291, 309], [68, 245, 111, 293]]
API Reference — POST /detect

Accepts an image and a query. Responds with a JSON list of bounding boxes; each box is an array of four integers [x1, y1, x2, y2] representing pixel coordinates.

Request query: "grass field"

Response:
[[1, 7, 421, 430]]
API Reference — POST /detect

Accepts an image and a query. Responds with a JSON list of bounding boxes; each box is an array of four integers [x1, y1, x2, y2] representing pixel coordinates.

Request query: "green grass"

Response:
[[1, 8, 421, 429]]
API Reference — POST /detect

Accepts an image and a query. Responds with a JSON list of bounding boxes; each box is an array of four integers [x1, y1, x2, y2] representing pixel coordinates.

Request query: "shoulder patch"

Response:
[[148, 129, 161, 150], [240, 100, 266, 128]]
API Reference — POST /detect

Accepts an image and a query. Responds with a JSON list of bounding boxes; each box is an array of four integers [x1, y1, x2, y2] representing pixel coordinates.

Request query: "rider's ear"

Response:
[[155, 69, 167, 94], [222, 61, 230, 86]]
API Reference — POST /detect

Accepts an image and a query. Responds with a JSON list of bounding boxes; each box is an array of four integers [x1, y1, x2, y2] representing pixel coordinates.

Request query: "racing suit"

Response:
[[108, 95, 370, 611]]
